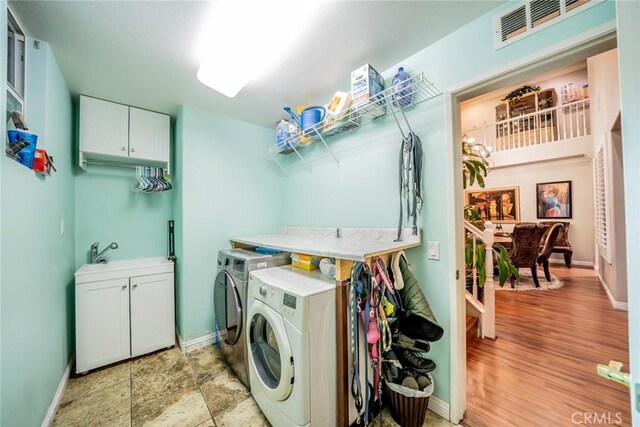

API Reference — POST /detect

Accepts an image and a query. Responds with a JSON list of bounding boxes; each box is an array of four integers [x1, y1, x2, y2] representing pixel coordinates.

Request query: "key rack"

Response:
[[268, 72, 441, 175]]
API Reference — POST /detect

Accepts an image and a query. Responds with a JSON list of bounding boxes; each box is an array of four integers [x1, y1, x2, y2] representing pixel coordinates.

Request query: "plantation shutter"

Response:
[[594, 142, 610, 261]]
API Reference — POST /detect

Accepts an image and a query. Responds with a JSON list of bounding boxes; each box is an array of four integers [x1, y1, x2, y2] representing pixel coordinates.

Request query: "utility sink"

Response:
[[75, 256, 174, 284]]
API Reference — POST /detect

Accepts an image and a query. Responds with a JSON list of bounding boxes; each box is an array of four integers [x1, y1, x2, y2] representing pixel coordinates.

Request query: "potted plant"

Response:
[[462, 136, 489, 190], [462, 137, 519, 287]]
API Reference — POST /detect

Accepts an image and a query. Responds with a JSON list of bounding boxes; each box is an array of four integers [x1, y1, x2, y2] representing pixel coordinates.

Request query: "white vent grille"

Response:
[[594, 142, 610, 261], [531, 0, 561, 27], [500, 6, 527, 42], [495, 0, 598, 48]]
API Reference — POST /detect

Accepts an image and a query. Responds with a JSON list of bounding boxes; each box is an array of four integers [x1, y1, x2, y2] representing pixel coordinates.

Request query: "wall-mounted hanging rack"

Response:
[[81, 158, 171, 175], [268, 72, 441, 176]]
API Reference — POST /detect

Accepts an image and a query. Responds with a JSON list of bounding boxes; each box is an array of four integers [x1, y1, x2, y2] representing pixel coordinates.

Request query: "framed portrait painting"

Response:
[[537, 181, 572, 219], [465, 187, 520, 224]]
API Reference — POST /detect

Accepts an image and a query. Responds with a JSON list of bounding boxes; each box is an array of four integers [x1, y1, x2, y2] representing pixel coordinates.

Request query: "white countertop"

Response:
[[75, 256, 174, 284], [231, 228, 421, 261]]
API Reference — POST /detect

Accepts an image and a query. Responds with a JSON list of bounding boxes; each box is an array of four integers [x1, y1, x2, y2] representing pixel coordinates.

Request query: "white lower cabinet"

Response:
[[75, 258, 175, 374], [76, 278, 131, 374], [130, 273, 175, 357]]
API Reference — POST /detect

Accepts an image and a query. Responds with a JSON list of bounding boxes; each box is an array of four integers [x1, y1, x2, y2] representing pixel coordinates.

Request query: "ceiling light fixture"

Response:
[[196, 1, 322, 98]]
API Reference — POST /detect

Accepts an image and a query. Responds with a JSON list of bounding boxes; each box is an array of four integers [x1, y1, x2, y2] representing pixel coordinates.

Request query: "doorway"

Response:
[[446, 29, 633, 425]]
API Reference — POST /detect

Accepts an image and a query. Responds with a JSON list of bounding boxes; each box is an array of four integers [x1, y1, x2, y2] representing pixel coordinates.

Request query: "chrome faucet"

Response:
[[91, 242, 119, 264]]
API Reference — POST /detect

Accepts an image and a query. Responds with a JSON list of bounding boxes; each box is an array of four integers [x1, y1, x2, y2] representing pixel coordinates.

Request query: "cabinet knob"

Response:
[[130, 147, 135, 153], [121, 146, 126, 151], [121, 285, 127, 290], [132, 284, 137, 289]]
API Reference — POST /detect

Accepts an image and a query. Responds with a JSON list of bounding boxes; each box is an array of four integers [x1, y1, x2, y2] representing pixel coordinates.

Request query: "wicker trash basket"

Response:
[[386, 375, 434, 427]]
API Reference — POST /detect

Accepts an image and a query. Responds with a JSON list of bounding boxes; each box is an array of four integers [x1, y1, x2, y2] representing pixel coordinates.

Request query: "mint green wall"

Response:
[[1, 39, 75, 426], [73, 115, 174, 267], [0, 2, 7, 422], [74, 165, 173, 267], [616, 1, 640, 422], [280, 0, 616, 405], [174, 111, 185, 333], [174, 106, 281, 340]]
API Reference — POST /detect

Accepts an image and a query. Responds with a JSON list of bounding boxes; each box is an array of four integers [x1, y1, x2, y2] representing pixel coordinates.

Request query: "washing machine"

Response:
[[247, 266, 336, 427], [213, 249, 290, 388]]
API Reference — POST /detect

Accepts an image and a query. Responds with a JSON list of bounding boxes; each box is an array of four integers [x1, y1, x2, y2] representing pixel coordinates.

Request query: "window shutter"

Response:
[[594, 143, 609, 260]]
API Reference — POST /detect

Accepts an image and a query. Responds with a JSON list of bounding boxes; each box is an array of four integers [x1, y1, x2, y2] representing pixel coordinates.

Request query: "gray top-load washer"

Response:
[[213, 248, 290, 388]]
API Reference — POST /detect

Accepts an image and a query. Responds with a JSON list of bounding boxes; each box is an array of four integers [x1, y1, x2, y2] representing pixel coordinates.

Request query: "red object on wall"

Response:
[[32, 149, 47, 173]]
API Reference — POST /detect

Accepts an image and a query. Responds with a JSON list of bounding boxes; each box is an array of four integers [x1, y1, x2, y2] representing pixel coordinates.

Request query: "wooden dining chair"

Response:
[[537, 223, 563, 282], [540, 221, 573, 268], [509, 223, 548, 288]]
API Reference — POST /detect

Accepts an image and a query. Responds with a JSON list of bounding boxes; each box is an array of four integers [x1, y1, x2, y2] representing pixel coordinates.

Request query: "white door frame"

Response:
[[445, 22, 617, 424]]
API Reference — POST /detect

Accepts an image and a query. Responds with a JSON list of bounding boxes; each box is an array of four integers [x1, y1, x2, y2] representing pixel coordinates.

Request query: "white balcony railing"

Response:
[[465, 221, 496, 340], [464, 98, 590, 153]]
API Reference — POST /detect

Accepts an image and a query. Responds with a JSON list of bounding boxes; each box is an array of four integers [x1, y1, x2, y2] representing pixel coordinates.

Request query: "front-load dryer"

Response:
[[213, 249, 290, 388], [247, 266, 336, 427]]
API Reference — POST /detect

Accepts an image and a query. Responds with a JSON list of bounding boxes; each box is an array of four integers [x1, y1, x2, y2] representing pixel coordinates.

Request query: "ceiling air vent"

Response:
[[494, 0, 598, 49]]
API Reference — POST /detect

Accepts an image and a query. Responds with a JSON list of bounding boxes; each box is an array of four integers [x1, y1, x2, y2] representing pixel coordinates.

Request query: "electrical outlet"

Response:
[[427, 241, 439, 260], [60, 219, 65, 236]]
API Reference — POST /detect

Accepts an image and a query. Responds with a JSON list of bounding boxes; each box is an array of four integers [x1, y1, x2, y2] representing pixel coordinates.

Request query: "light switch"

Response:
[[60, 220, 65, 236], [428, 241, 439, 260]]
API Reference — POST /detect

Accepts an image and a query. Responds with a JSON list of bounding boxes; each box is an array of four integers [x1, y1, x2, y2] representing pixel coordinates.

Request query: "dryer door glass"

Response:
[[214, 270, 242, 345], [250, 313, 284, 389]]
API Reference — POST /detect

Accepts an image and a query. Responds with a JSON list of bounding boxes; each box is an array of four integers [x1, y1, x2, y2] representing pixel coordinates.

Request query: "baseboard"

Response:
[[41, 357, 73, 427], [428, 394, 450, 421], [176, 328, 222, 354], [597, 272, 628, 311], [174, 327, 451, 419], [549, 259, 593, 268]]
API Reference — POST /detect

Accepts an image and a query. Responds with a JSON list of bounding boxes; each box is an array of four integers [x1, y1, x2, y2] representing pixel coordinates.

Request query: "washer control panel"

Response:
[[250, 275, 300, 324], [283, 293, 296, 309]]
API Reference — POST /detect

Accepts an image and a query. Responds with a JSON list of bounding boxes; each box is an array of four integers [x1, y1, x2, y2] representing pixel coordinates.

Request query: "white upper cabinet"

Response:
[[79, 95, 170, 167], [129, 107, 170, 162], [79, 96, 129, 157]]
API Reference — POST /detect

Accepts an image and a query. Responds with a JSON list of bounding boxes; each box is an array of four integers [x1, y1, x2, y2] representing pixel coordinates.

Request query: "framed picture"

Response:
[[465, 186, 520, 224], [536, 181, 572, 219]]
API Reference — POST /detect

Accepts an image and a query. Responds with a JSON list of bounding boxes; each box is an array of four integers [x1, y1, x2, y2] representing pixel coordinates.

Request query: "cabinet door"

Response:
[[79, 96, 130, 157], [130, 272, 175, 357], [76, 278, 130, 373], [128, 107, 170, 162]]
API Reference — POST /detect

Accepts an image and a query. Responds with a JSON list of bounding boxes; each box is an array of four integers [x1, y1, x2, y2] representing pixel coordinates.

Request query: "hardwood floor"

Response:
[[463, 267, 631, 427]]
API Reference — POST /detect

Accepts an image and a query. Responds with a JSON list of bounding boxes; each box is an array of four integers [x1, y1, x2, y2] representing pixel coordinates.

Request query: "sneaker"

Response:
[[382, 350, 401, 383], [398, 350, 436, 373]]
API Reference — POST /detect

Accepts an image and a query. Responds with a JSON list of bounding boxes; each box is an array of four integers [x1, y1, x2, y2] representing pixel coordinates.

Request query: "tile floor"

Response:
[[53, 345, 455, 426]]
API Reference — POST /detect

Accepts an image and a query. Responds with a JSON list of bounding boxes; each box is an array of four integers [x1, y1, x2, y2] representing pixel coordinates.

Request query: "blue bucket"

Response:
[[7, 130, 38, 169]]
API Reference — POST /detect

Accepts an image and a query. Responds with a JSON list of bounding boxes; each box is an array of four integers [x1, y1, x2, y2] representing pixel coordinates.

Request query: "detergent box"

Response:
[[291, 253, 318, 271], [350, 64, 386, 118]]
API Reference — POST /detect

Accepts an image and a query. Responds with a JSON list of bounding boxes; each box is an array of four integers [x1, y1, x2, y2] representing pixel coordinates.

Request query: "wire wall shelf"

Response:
[[268, 72, 441, 175]]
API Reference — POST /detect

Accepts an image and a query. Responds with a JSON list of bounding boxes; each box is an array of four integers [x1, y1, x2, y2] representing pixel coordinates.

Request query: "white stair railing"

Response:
[[464, 220, 496, 339], [464, 98, 590, 153]]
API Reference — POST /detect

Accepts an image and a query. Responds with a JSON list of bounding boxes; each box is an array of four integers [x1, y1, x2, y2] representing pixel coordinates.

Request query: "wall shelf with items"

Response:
[[268, 72, 441, 175]]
